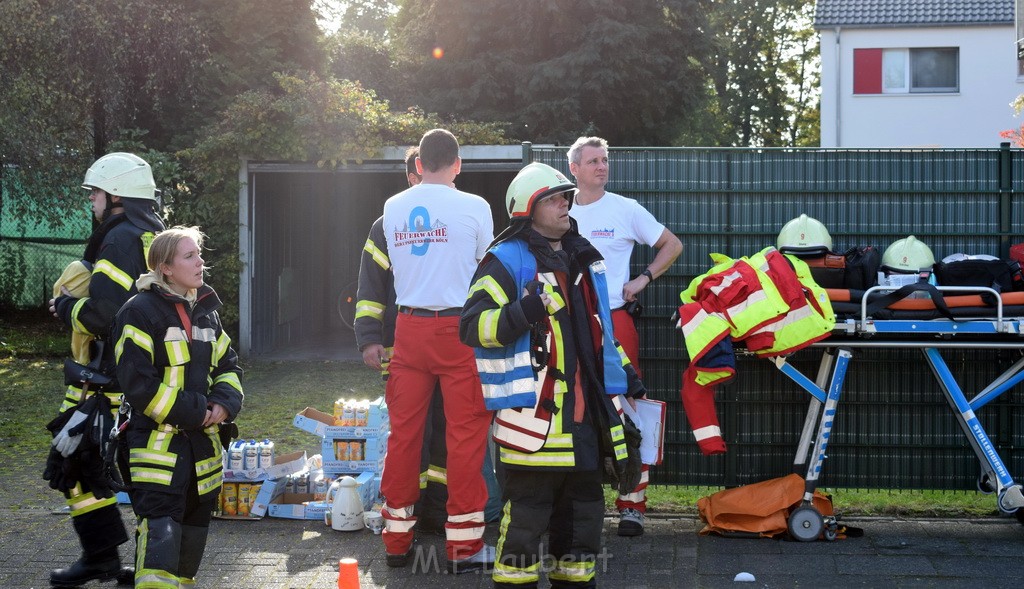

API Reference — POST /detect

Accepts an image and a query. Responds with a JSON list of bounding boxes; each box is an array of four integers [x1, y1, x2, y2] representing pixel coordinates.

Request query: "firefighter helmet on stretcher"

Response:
[[777, 214, 833, 255], [881, 235, 935, 274]]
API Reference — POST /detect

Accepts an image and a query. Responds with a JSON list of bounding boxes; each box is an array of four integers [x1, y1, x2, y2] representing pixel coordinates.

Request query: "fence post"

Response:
[[999, 142, 1013, 259], [521, 141, 532, 166]]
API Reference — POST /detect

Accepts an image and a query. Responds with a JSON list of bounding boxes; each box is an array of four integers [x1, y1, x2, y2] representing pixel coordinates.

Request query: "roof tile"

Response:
[[815, 0, 1013, 27]]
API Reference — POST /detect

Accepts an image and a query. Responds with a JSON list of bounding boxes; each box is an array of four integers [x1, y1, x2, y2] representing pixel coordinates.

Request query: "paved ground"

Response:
[[3, 502, 1024, 589]]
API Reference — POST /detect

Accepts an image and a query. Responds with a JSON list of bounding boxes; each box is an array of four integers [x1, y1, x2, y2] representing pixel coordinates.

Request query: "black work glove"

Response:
[[79, 447, 114, 499], [43, 448, 81, 495], [43, 447, 68, 492], [616, 413, 644, 495], [218, 421, 239, 450], [87, 395, 114, 455]]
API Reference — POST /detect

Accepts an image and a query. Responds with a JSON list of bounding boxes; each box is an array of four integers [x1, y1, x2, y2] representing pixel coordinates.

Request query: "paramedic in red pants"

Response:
[[568, 136, 682, 536], [355, 146, 453, 534], [381, 128, 496, 573]]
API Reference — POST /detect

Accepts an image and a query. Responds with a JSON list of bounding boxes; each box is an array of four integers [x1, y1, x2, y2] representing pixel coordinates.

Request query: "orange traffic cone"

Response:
[[338, 557, 359, 589]]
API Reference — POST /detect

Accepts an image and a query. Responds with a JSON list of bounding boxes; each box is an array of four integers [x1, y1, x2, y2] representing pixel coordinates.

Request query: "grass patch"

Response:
[[0, 308, 70, 359]]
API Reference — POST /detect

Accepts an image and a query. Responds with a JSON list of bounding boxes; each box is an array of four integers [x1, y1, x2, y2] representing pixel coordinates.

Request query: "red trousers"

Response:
[[381, 314, 491, 560], [611, 309, 650, 514]]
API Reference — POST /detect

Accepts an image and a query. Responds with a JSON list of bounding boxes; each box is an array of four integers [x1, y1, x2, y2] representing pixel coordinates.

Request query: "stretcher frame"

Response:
[[769, 286, 1024, 541]]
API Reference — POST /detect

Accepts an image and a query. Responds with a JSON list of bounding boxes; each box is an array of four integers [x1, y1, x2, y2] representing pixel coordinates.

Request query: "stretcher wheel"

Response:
[[998, 488, 1021, 514], [788, 505, 823, 542], [822, 516, 839, 541]]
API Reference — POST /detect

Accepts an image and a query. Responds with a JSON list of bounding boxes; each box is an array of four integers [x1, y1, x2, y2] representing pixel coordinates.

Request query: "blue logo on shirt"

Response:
[[393, 206, 449, 256]]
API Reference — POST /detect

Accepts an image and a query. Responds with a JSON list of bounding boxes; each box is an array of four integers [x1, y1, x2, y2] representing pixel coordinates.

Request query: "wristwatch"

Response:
[[641, 269, 654, 282]]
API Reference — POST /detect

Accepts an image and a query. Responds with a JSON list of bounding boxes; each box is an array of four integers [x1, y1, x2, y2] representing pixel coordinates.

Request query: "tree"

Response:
[[389, 0, 711, 145], [0, 0, 208, 228], [1000, 94, 1024, 147], [699, 0, 819, 146], [180, 71, 505, 327]]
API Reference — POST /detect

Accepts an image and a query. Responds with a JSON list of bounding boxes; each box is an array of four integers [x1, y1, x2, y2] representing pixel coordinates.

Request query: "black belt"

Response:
[[398, 306, 461, 317]]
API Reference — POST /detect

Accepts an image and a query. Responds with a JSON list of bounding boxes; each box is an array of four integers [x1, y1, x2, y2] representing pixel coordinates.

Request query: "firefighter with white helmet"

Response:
[[777, 213, 833, 256], [461, 161, 644, 588], [45, 152, 165, 587]]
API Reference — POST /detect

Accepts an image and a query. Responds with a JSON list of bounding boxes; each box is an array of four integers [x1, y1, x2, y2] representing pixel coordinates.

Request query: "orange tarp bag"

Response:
[[697, 473, 834, 539]]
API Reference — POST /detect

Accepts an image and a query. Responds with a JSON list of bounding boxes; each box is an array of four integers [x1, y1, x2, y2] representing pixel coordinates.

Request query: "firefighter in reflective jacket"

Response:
[[112, 226, 243, 588], [46, 152, 165, 587], [460, 162, 642, 589]]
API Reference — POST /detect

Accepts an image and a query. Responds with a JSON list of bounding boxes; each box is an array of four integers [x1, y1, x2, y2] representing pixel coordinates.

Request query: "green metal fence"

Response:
[[530, 144, 1024, 490], [0, 170, 90, 309]]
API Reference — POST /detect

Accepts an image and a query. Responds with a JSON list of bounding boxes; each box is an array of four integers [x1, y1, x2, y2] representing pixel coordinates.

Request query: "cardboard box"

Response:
[[304, 500, 330, 522], [251, 478, 287, 518], [267, 493, 322, 520], [321, 433, 387, 464], [321, 435, 386, 474], [359, 473, 381, 510], [266, 473, 379, 521], [324, 471, 378, 511], [214, 479, 279, 520], [322, 456, 385, 476], [292, 398, 389, 438], [223, 450, 307, 483]]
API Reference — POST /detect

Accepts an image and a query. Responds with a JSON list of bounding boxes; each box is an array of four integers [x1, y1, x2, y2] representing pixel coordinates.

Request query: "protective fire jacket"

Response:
[[54, 214, 157, 412], [354, 216, 397, 376], [678, 247, 834, 455], [113, 276, 243, 499], [460, 231, 633, 471]]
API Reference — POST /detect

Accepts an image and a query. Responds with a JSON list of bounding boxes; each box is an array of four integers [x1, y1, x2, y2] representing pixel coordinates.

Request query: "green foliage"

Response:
[[699, 0, 820, 146], [181, 71, 506, 331], [327, 30, 404, 102], [334, 0, 396, 37], [390, 0, 711, 145], [0, 245, 27, 314]]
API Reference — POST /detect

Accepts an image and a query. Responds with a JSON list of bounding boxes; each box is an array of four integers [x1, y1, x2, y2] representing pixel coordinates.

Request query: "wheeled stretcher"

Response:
[[770, 285, 1024, 541]]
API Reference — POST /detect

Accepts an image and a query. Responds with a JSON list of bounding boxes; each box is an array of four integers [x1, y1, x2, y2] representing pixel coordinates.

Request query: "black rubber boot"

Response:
[[116, 565, 134, 585], [50, 549, 120, 588]]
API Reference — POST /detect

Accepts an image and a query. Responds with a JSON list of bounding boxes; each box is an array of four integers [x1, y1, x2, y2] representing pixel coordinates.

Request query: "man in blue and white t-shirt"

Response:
[[568, 136, 683, 537], [380, 128, 496, 573]]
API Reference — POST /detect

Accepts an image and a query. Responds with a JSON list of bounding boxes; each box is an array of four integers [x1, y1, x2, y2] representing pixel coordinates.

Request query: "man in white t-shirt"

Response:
[[380, 129, 496, 573], [568, 136, 683, 537]]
